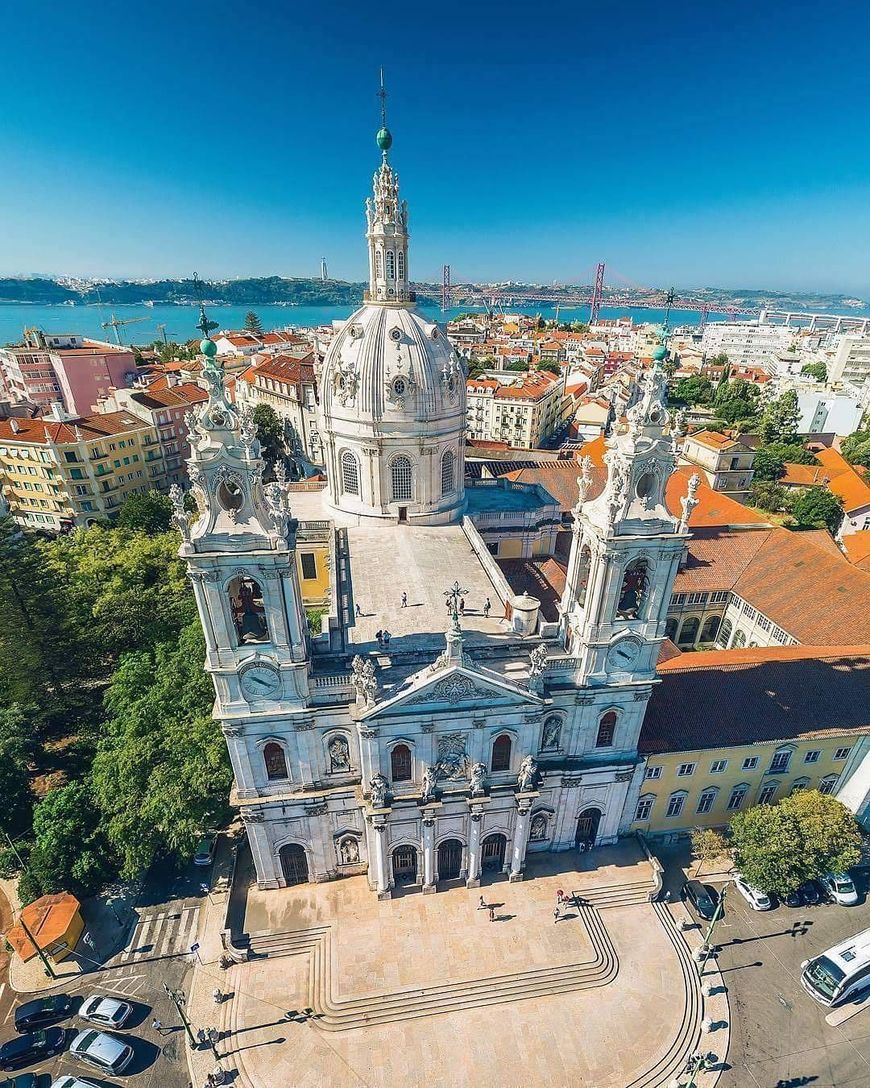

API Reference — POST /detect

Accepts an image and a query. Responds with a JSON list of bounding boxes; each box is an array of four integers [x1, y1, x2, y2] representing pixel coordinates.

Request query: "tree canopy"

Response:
[[0, 705, 34, 842], [841, 429, 870, 469], [730, 790, 861, 894], [672, 375, 714, 406], [244, 311, 263, 335], [791, 487, 844, 534], [752, 441, 818, 482], [252, 403, 286, 466], [713, 378, 760, 427], [750, 480, 788, 513], [117, 490, 174, 534], [801, 361, 828, 383], [758, 390, 801, 445]]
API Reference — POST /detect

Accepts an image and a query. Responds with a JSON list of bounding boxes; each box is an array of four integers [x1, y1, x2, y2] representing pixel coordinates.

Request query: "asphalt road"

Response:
[[0, 861, 219, 1088], [709, 872, 870, 1088]]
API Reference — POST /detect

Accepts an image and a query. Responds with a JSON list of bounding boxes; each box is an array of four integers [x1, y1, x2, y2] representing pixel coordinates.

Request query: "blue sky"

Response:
[[2, 0, 870, 294]]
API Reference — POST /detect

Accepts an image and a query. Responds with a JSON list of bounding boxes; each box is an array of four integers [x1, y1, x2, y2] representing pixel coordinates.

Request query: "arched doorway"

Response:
[[392, 845, 418, 885], [279, 843, 309, 886], [481, 833, 507, 872], [575, 808, 602, 850], [437, 839, 464, 881]]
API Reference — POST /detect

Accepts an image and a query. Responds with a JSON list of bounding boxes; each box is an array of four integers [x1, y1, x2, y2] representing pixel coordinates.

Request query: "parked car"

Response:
[[78, 994, 133, 1029], [783, 888, 803, 908], [0, 1029, 66, 1070], [820, 871, 859, 906], [799, 880, 822, 906], [193, 833, 218, 867], [51, 1077, 105, 1088], [69, 1030, 134, 1076], [681, 880, 721, 921], [733, 874, 773, 911], [14, 994, 74, 1032], [0, 1075, 40, 1088]]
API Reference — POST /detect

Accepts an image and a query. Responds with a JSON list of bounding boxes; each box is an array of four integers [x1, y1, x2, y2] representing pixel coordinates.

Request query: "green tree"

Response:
[[91, 620, 232, 878], [537, 359, 562, 375], [713, 378, 760, 426], [730, 790, 861, 895], [252, 403, 285, 466], [244, 311, 263, 335], [841, 429, 870, 469], [0, 705, 34, 842], [506, 361, 528, 372], [672, 375, 714, 406], [691, 827, 729, 876], [758, 390, 801, 445], [117, 490, 173, 534], [753, 441, 818, 482], [750, 480, 787, 512], [801, 361, 828, 382], [791, 487, 844, 534], [22, 781, 114, 902]]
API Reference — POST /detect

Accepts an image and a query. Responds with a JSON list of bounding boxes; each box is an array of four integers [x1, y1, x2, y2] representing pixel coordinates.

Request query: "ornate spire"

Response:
[[365, 70, 410, 304], [679, 472, 701, 533], [431, 580, 471, 671]]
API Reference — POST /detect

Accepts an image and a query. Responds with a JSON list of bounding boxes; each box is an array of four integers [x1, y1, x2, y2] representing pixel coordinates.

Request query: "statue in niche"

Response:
[[468, 762, 486, 797], [530, 813, 548, 841], [542, 716, 562, 751], [339, 837, 359, 865], [517, 755, 538, 793], [328, 735, 350, 773], [369, 773, 389, 809], [421, 764, 438, 802]]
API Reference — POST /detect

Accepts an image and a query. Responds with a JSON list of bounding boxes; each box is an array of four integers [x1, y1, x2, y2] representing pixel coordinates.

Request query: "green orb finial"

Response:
[[200, 337, 217, 358], [652, 345, 667, 361], [376, 126, 393, 151]]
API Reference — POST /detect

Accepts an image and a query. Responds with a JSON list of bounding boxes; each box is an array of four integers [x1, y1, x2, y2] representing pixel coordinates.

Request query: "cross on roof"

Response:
[[443, 580, 468, 624]]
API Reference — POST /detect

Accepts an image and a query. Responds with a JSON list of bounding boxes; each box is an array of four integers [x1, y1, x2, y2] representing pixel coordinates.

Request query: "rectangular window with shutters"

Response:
[[710, 760, 728, 774], [666, 793, 686, 818], [804, 750, 821, 764], [677, 763, 696, 777], [300, 552, 317, 580], [696, 790, 717, 814], [635, 796, 654, 821], [834, 747, 852, 761]]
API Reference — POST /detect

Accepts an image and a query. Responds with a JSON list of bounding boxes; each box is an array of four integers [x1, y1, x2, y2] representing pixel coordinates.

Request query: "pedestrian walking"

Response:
[[376, 629, 383, 648], [553, 907, 560, 924], [459, 597, 465, 615], [556, 888, 565, 905], [212, 987, 223, 1005], [355, 603, 362, 617], [401, 592, 408, 607], [488, 905, 495, 922], [383, 629, 391, 649], [152, 1018, 167, 1035], [478, 896, 486, 910], [483, 597, 491, 618]]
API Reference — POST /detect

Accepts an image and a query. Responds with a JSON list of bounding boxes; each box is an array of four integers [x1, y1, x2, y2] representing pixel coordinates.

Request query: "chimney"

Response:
[[9, 418, 21, 434], [46, 401, 74, 423]]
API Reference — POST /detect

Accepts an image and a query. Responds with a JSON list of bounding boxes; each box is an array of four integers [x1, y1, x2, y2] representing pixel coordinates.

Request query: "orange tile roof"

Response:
[[494, 373, 560, 401], [132, 381, 207, 410], [816, 447, 870, 514], [844, 531, 870, 571], [686, 429, 742, 451], [250, 352, 316, 386], [0, 411, 151, 444], [6, 892, 81, 960], [781, 463, 830, 487]]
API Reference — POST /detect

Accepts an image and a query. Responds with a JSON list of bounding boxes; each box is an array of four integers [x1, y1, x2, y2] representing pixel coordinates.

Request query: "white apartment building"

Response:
[[466, 370, 566, 449], [235, 352, 321, 462], [796, 391, 864, 435], [830, 335, 870, 389], [700, 321, 794, 365]]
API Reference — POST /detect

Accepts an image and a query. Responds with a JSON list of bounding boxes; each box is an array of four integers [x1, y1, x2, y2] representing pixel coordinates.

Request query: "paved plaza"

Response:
[[194, 848, 716, 1088]]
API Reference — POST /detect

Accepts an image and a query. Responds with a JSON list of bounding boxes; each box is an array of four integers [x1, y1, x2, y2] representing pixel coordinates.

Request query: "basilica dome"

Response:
[[317, 130, 466, 525]]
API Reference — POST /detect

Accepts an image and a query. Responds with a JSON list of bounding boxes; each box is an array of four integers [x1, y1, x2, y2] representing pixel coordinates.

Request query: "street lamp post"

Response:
[[162, 983, 197, 1050], [700, 886, 727, 973], [683, 1051, 712, 1087], [1, 827, 56, 980]]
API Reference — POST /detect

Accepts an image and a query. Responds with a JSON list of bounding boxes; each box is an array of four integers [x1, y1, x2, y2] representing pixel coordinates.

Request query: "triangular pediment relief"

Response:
[[362, 662, 542, 720]]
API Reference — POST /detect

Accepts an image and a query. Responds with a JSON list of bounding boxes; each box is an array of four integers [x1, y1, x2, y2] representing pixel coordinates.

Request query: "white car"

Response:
[[52, 1076, 104, 1088], [733, 874, 773, 911], [69, 1029, 134, 1075], [78, 994, 133, 1028], [821, 871, 859, 906]]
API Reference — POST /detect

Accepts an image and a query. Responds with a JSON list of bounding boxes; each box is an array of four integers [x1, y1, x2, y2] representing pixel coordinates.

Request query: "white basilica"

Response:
[[177, 118, 699, 897]]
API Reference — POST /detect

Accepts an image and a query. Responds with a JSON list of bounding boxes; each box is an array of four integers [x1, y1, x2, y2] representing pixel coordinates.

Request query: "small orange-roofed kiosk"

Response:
[[6, 892, 83, 963]]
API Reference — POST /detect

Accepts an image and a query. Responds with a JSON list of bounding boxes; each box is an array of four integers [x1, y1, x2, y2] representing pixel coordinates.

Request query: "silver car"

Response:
[[52, 1076, 105, 1088], [69, 1029, 134, 1075], [78, 994, 133, 1028], [733, 874, 773, 911]]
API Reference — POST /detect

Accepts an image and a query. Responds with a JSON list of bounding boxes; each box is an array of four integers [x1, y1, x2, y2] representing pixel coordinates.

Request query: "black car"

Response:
[[0, 1028, 65, 1070], [681, 880, 722, 921], [799, 880, 822, 905], [0, 1075, 40, 1088], [783, 888, 803, 907], [14, 994, 74, 1032]]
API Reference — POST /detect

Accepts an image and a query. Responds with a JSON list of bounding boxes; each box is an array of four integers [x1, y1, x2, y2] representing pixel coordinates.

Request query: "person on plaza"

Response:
[[152, 1018, 167, 1035], [213, 987, 223, 1004], [556, 888, 564, 905], [478, 896, 486, 910], [459, 597, 465, 615], [483, 597, 491, 618], [401, 591, 408, 607], [553, 906, 560, 924], [383, 629, 391, 649], [376, 629, 383, 648], [488, 905, 495, 922], [355, 602, 362, 617]]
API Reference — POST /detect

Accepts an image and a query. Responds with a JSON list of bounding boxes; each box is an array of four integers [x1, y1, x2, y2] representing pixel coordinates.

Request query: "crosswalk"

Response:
[[111, 902, 202, 967]]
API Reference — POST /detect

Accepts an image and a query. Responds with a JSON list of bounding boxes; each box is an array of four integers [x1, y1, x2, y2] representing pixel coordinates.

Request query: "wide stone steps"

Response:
[[580, 879, 653, 910]]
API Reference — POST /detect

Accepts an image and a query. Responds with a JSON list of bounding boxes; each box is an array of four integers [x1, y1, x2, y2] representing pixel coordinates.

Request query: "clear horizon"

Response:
[[3, 1, 870, 295]]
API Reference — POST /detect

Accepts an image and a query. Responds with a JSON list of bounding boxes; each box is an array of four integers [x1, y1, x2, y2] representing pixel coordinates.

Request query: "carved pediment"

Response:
[[360, 664, 542, 720]]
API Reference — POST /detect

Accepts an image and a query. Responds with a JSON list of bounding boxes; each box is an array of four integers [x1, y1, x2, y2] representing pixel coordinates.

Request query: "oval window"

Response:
[[218, 479, 244, 511], [389, 327, 402, 342], [636, 472, 656, 500], [393, 378, 407, 397]]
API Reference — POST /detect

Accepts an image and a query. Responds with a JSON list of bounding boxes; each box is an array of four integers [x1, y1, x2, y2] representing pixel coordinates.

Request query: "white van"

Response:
[[801, 926, 870, 1006]]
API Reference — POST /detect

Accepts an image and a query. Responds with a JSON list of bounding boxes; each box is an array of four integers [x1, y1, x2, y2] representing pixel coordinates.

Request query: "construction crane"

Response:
[[101, 312, 148, 345], [155, 324, 176, 346]]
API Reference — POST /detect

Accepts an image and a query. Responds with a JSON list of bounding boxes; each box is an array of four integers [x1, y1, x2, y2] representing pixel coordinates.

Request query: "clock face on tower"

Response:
[[607, 639, 641, 671], [239, 663, 281, 702]]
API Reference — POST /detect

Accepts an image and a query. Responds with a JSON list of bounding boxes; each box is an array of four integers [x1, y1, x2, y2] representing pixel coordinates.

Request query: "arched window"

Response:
[[696, 787, 718, 814], [440, 449, 455, 495], [665, 617, 678, 641], [391, 455, 413, 502], [790, 777, 811, 794], [491, 734, 512, 772], [263, 742, 288, 781], [341, 451, 360, 496], [397, 251, 405, 280], [541, 715, 562, 751], [577, 545, 591, 610], [376, 250, 383, 277], [718, 617, 733, 647], [732, 629, 746, 648], [678, 617, 700, 646], [617, 559, 650, 620], [665, 791, 687, 818], [758, 782, 778, 806], [386, 251, 395, 279], [596, 711, 617, 748], [818, 773, 840, 796], [701, 615, 721, 642], [391, 744, 412, 782], [228, 575, 269, 645]]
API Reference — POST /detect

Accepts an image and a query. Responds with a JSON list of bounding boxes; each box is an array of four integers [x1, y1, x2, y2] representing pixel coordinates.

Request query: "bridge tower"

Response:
[[589, 262, 605, 324], [441, 263, 451, 312]]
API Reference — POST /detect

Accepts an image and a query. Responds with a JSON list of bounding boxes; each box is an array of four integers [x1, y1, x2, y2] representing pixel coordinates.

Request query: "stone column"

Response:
[[243, 812, 280, 888], [358, 727, 380, 786], [421, 814, 436, 893], [509, 794, 536, 882], [222, 726, 257, 797], [466, 810, 483, 888], [369, 817, 391, 899]]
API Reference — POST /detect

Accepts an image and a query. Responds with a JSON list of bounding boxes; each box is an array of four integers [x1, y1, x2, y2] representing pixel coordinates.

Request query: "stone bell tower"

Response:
[[559, 349, 699, 689]]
